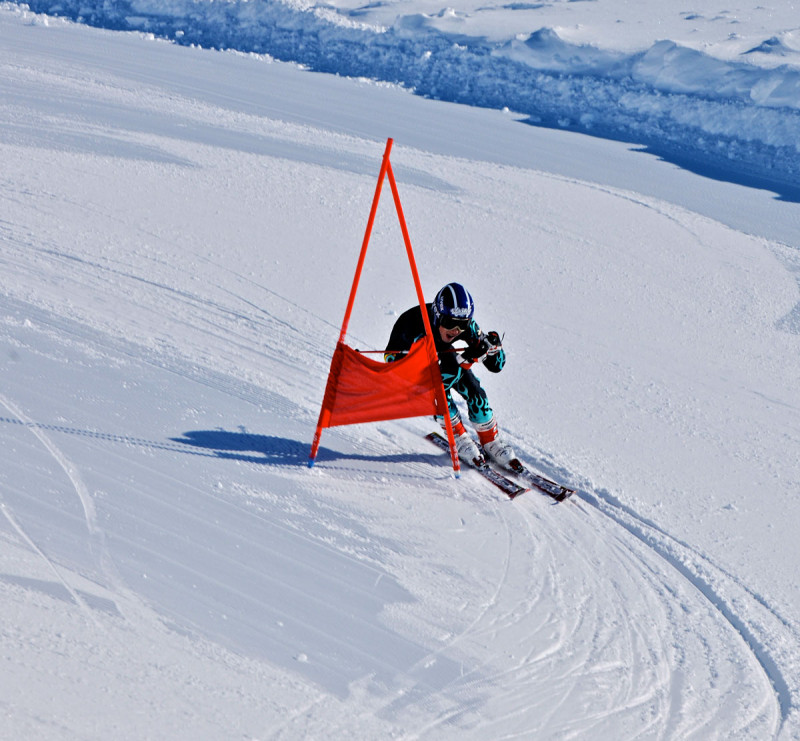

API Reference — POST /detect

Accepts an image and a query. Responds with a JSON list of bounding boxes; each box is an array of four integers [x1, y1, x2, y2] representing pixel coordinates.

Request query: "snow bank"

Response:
[[13, 0, 800, 186]]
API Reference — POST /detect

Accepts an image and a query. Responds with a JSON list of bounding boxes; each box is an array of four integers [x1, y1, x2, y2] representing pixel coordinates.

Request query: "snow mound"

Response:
[[12, 0, 800, 187]]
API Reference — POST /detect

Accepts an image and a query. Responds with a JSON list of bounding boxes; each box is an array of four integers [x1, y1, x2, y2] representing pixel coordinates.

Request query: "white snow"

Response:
[[1, 1, 800, 739], [11, 0, 800, 186]]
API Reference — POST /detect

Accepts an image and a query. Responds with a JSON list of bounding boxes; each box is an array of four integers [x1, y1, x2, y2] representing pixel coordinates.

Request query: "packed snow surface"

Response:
[[2, 2, 800, 739]]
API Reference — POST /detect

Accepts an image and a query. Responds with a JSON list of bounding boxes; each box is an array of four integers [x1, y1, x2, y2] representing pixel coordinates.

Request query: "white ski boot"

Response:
[[475, 418, 517, 470], [455, 430, 485, 466], [440, 417, 485, 466], [482, 438, 517, 469]]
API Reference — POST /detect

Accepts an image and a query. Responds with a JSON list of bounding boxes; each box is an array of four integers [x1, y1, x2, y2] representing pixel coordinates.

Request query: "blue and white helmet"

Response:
[[432, 282, 475, 327]]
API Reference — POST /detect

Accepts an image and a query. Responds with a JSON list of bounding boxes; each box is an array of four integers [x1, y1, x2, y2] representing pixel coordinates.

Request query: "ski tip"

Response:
[[307, 459, 316, 469]]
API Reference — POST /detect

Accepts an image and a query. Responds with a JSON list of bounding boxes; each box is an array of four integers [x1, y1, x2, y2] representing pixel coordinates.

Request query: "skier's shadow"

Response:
[[171, 429, 437, 466]]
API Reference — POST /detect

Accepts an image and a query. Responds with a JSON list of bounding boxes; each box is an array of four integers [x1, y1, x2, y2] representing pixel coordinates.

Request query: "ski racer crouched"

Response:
[[384, 282, 516, 469]]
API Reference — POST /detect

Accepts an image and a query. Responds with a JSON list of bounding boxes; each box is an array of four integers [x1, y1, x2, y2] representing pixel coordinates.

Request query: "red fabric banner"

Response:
[[318, 339, 442, 429], [309, 137, 459, 473]]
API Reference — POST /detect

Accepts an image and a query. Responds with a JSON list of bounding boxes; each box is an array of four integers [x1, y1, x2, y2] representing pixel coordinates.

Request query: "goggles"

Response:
[[439, 316, 470, 332]]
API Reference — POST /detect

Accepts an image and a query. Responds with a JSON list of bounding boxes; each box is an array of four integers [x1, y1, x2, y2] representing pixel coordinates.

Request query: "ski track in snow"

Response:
[[2, 10, 800, 737], [583, 487, 796, 730], [0, 390, 99, 536], [0, 151, 792, 738], [2, 153, 794, 736], [1, 288, 790, 737], [0, 499, 102, 628]]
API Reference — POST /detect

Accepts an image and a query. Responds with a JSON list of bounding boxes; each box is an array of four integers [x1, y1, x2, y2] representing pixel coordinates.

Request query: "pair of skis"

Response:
[[426, 432, 575, 503]]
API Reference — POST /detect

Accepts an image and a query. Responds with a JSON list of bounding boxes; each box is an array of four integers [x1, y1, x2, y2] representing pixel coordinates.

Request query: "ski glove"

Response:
[[461, 331, 502, 365], [484, 331, 503, 356]]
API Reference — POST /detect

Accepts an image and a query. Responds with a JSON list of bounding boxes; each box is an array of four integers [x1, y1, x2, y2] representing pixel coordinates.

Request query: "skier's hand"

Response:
[[462, 335, 492, 364], [485, 331, 503, 356]]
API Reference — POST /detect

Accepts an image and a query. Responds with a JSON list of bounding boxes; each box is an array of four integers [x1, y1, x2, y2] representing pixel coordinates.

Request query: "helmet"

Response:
[[432, 282, 474, 328]]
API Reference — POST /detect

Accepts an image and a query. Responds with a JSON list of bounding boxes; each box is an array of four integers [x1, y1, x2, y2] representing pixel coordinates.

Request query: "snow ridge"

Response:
[[14, 0, 800, 187]]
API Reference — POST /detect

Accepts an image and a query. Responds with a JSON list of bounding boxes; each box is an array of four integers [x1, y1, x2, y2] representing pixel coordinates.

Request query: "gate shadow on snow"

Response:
[[171, 428, 438, 467], [0, 416, 437, 468]]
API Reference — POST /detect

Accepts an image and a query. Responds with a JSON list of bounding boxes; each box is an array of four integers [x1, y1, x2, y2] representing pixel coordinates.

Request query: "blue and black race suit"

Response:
[[384, 303, 505, 425]]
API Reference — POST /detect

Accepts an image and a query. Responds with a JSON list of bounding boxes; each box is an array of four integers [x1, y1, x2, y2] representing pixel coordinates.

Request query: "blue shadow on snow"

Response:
[[171, 429, 438, 467]]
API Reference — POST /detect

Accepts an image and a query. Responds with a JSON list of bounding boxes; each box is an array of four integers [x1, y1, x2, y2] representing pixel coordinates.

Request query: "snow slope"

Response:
[[11, 0, 800, 188], [2, 5, 800, 739]]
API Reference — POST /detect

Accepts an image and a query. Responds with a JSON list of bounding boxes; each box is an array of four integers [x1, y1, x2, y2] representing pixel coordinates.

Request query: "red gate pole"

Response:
[[309, 138, 394, 466], [337, 138, 394, 345], [386, 159, 460, 476]]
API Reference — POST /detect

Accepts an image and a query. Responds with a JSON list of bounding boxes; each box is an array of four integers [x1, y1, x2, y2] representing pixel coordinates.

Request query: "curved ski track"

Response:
[[367, 466, 787, 740], [0, 236, 795, 738]]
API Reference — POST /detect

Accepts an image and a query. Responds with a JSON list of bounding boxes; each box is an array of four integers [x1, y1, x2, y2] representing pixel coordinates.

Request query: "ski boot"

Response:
[[475, 418, 517, 470], [442, 417, 485, 466]]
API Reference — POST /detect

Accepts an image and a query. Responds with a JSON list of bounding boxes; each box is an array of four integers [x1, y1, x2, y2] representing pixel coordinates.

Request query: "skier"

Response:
[[384, 282, 516, 468]]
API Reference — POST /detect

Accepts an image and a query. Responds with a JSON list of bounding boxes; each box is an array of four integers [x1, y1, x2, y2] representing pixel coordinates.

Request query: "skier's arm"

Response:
[[483, 331, 505, 373], [461, 329, 505, 372], [384, 307, 422, 362], [384, 329, 407, 362]]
